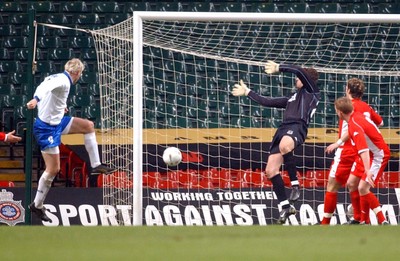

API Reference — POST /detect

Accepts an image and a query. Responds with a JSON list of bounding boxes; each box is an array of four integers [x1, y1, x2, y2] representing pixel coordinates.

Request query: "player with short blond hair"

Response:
[[26, 58, 115, 222]]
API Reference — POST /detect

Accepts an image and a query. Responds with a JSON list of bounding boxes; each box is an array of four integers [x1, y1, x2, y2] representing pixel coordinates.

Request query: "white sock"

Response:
[[84, 132, 101, 168], [34, 171, 55, 209]]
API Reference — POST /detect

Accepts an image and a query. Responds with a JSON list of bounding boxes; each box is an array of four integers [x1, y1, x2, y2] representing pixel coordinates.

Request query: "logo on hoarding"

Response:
[[0, 189, 25, 226]]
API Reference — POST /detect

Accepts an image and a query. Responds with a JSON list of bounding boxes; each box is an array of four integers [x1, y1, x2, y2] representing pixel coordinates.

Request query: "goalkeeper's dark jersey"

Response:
[[247, 64, 320, 126]]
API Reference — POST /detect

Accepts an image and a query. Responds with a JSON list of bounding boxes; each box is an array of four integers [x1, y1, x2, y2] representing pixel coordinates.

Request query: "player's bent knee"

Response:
[[70, 117, 95, 134], [86, 119, 94, 130], [279, 136, 295, 155], [346, 180, 357, 192], [45, 168, 59, 177], [358, 181, 370, 195], [81, 119, 95, 133], [327, 178, 341, 192], [265, 169, 278, 179], [279, 145, 293, 155]]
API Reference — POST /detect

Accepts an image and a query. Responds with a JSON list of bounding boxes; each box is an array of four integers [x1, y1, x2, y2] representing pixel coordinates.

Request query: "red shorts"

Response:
[[352, 151, 390, 186], [328, 148, 357, 186]]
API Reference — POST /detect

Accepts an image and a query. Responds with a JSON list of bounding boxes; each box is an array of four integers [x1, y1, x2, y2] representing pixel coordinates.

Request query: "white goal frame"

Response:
[[131, 12, 400, 226]]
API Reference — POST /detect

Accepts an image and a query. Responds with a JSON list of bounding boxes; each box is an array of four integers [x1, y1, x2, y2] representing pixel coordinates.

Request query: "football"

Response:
[[162, 147, 182, 167]]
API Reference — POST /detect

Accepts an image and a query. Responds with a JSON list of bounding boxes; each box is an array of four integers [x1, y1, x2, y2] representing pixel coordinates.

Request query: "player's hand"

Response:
[[325, 143, 339, 154], [5, 130, 22, 143], [265, 60, 280, 74], [365, 171, 375, 188], [232, 80, 250, 96], [26, 99, 38, 110]]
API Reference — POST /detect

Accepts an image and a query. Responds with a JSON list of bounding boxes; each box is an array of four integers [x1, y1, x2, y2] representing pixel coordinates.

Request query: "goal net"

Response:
[[90, 12, 400, 225]]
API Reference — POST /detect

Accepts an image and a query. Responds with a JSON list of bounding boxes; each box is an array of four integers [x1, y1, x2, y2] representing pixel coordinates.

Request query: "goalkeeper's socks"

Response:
[[84, 132, 101, 168], [270, 174, 288, 203], [283, 153, 298, 183], [368, 192, 386, 224], [321, 191, 337, 225], [350, 190, 361, 222]]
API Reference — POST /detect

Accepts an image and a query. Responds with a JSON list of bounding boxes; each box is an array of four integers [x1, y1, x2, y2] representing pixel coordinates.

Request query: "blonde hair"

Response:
[[64, 58, 84, 74]]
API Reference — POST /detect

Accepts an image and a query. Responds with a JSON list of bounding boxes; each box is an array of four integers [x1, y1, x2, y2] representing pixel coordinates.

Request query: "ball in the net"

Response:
[[162, 147, 182, 167]]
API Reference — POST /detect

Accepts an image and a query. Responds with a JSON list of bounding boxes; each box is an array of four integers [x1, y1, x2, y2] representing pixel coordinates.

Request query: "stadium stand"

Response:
[[40, 14, 70, 24], [60, 2, 89, 13], [0, 25, 17, 36], [92, 2, 120, 13], [27, 2, 56, 13], [315, 3, 343, 13], [0, 2, 23, 12], [283, 2, 311, 13]]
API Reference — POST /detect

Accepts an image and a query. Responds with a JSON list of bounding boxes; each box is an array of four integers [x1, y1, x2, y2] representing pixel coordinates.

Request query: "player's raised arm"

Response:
[[231, 80, 250, 96], [265, 60, 319, 94], [264, 60, 279, 74], [232, 80, 288, 108]]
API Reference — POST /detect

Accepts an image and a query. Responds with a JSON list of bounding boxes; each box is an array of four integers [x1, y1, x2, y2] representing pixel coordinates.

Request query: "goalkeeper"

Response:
[[232, 61, 320, 224]]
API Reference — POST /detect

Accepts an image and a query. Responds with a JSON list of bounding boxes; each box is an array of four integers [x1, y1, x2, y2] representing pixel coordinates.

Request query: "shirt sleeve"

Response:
[[279, 64, 319, 94], [0, 132, 6, 141], [247, 90, 288, 108], [351, 120, 369, 154], [369, 107, 383, 126], [33, 75, 63, 101]]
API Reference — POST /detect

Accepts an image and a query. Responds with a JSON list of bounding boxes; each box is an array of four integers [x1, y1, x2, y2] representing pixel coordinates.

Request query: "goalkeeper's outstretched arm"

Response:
[[231, 80, 288, 108], [265, 60, 319, 94]]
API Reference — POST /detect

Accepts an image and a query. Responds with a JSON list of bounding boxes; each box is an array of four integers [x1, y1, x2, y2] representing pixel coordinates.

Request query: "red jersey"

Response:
[[0, 132, 5, 141], [348, 112, 389, 157], [337, 98, 383, 156]]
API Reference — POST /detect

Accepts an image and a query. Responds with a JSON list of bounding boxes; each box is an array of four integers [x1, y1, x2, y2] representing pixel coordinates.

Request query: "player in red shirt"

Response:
[[0, 130, 21, 143], [321, 78, 383, 225], [334, 97, 389, 225]]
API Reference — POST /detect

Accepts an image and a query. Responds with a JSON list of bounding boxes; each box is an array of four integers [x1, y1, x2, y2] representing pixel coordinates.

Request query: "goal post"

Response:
[[132, 12, 143, 226], [91, 12, 400, 226]]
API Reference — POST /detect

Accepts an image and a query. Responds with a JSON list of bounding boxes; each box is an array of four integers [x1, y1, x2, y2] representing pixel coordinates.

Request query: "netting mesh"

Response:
[[91, 14, 400, 225]]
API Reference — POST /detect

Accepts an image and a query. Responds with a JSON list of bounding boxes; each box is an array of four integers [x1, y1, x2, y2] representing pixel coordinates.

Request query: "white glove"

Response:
[[264, 60, 280, 74], [232, 80, 250, 96]]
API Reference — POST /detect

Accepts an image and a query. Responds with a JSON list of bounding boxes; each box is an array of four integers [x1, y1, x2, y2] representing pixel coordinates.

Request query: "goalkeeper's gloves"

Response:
[[265, 60, 280, 74], [232, 80, 250, 96]]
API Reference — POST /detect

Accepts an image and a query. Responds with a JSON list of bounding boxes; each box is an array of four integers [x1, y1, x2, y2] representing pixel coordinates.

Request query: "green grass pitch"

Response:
[[1, 226, 399, 260]]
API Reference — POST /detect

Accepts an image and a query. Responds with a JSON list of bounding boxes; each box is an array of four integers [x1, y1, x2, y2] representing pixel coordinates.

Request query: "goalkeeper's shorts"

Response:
[[269, 121, 307, 155]]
